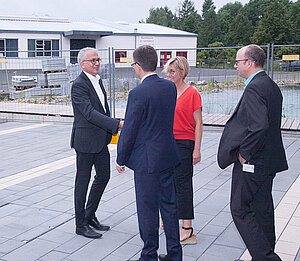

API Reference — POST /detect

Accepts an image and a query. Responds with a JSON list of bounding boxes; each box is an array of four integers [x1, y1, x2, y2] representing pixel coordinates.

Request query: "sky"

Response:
[[0, 0, 251, 24]]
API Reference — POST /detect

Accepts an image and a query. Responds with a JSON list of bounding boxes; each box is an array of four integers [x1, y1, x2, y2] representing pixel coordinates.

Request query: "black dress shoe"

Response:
[[159, 254, 170, 261], [88, 217, 110, 231], [76, 225, 102, 238]]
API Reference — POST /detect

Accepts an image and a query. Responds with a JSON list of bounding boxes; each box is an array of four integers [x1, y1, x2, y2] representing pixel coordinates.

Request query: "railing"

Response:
[[0, 45, 299, 127]]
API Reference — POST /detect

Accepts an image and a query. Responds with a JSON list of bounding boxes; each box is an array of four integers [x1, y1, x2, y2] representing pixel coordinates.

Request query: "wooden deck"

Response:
[[202, 113, 300, 131]]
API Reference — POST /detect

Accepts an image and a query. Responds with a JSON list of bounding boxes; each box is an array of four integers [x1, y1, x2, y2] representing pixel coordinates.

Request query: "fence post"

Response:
[[266, 43, 270, 76], [108, 47, 112, 113], [224, 59, 227, 81], [5, 61, 10, 91], [111, 47, 116, 118], [271, 43, 274, 80], [197, 59, 201, 82]]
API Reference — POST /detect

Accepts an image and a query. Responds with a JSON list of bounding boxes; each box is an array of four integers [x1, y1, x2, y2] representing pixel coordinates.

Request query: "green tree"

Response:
[[146, 6, 175, 27], [226, 10, 254, 45], [274, 46, 300, 59], [198, 0, 221, 47], [251, 0, 293, 44], [206, 42, 237, 59], [175, 0, 201, 34], [217, 1, 244, 45], [197, 49, 210, 59], [289, 0, 300, 43], [243, 0, 273, 27]]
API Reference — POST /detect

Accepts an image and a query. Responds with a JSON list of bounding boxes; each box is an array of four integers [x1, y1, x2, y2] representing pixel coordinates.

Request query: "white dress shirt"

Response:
[[84, 71, 106, 112], [141, 72, 157, 83]]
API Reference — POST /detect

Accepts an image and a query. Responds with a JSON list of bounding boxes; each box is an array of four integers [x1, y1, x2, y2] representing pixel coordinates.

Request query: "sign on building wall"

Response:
[[138, 36, 155, 47], [282, 55, 299, 61], [120, 57, 132, 63]]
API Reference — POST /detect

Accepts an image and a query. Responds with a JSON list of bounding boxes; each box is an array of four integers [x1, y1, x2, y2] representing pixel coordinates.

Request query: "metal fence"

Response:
[[0, 44, 299, 123]]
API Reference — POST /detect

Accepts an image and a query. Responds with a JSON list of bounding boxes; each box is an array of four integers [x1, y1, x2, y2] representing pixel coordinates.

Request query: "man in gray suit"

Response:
[[218, 44, 288, 261], [71, 47, 122, 238]]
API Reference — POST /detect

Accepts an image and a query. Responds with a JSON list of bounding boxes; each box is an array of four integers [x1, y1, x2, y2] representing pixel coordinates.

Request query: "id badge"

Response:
[[242, 163, 255, 173]]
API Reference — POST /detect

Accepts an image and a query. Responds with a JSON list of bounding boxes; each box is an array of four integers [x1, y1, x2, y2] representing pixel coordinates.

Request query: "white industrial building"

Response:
[[0, 15, 198, 69]]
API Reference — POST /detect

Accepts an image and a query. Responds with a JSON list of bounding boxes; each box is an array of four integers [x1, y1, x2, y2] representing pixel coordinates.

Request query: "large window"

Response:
[[70, 39, 96, 64], [160, 51, 172, 67], [176, 51, 187, 58], [28, 39, 59, 57], [0, 39, 18, 57], [115, 51, 127, 63]]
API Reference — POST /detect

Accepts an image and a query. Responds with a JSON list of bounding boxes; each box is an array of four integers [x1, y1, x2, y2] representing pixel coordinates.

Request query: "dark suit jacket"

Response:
[[71, 72, 119, 153], [217, 71, 288, 174], [116, 74, 180, 174]]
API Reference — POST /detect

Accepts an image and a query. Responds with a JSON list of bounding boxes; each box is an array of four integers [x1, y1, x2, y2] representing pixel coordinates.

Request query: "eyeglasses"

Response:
[[166, 69, 177, 75], [234, 59, 256, 66], [131, 62, 139, 67], [83, 58, 101, 64], [234, 59, 249, 65]]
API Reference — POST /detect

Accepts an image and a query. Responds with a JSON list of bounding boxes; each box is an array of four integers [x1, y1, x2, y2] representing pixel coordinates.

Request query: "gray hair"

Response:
[[77, 47, 98, 63]]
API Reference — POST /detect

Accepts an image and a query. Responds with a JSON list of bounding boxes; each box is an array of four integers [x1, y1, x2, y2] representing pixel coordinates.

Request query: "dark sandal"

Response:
[[180, 227, 197, 245]]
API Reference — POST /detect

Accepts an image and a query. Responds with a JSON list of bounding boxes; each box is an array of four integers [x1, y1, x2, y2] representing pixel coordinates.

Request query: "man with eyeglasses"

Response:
[[217, 44, 288, 261], [116, 45, 182, 261], [71, 47, 123, 238]]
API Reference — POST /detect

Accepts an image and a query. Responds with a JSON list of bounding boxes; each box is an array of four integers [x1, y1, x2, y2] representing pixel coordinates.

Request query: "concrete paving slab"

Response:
[[110, 242, 141, 260], [39, 250, 70, 261], [0, 239, 25, 255], [0, 123, 299, 260], [182, 233, 215, 258], [209, 210, 233, 228], [1, 238, 59, 261], [213, 223, 245, 249], [197, 244, 244, 261], [66, 231, 133, 261], [54, 235, 92, 254], [200, 224, 226, 237]]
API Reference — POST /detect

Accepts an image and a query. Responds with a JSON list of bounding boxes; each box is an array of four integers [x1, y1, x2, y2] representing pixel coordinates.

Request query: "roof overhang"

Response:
[[112, 33, 198, 37], [63, 30, 113, 36]]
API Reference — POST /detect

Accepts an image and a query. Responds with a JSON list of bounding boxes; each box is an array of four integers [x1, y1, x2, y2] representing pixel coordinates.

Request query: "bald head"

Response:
[[242, 44, 265, 68]]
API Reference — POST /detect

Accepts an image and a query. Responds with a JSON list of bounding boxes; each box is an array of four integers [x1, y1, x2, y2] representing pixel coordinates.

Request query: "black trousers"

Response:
[[174, 140, 194, 220], [230, 162, 282, 261], [134, 168, 182, 261], [74, 146, 110, 228]]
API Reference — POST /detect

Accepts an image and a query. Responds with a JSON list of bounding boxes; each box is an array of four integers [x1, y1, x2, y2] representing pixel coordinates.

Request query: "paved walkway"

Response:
[[0, 122, 299, 261]]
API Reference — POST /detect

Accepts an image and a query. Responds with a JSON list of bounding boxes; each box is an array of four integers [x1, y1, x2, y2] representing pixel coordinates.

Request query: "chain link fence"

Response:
[[0, 44, 299, 123]]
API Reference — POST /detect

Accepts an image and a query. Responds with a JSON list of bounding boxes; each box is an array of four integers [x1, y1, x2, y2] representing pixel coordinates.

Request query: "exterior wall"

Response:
[[1, 32, 62, 69], [99, 35, 135, 49], [1, 31, 197, 69], [153, 36, 197, 67], [99, 34, 197, 67], [1, 32, 61, 58], [62, 35, 102, 50]]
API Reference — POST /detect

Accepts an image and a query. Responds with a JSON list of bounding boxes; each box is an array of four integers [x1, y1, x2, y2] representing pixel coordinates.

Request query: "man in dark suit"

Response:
[[217, 44, 288, 261], [71, 47, 122, 238], [116, 45, 182, 261]]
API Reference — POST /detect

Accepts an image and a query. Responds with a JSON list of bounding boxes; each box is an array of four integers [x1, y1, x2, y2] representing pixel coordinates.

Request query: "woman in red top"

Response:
[[164, 56, 203, 245]]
